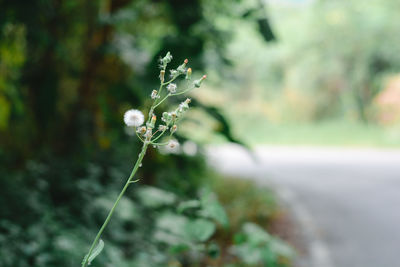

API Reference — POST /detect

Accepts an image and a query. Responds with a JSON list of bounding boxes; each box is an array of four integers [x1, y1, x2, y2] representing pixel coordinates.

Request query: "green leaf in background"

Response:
[[154, 212, 189, 246], [184, 218, 216, 242], [199, 189, 229, 228], [242, 222, 271, 244], [177, 200, 201, 213], [232, 223, 293, 266], [137, 186, 177, 208], [155, 213, 216, 245]]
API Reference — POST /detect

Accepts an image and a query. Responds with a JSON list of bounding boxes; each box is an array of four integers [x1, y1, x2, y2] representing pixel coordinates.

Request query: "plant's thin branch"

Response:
[[153, 93, 171, 109], [150, 127, 170, 143], [162, 73, 180, 86], [135, 130, 145, 143], [170, 85, 195, 96]]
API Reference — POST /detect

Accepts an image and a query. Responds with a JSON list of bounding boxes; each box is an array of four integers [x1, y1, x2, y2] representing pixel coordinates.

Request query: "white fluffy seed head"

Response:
[[168, 139, 179, 149], [159, 139, 180, 154], [124, 109, 144, 127]]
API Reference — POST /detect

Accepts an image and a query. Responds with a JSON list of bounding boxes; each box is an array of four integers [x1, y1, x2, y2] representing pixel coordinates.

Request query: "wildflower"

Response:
[[169, 69, 178, 78], [124, 109, 144, 127], [158, 125, 168, 131], [137, 126, 147, 135], [167, 83, 177, 93], [168, 139, 179, 149], [170, 125, 177, 134], [177, 58, 188, 74], [179, 98, 191, 111], [162, 112, 171, 123], [194, 74, 207, 88], [151, 90, 159, 99], [171, 112, 177, 120], [162, 52, 172, 65]]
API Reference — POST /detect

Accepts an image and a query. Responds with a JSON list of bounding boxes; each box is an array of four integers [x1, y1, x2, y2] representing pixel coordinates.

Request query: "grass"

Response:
[[231, 118, 400, 148]]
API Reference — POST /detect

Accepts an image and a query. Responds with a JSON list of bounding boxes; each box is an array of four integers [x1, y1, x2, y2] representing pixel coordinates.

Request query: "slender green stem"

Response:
[[153, 93, 171, 109], [135, 130, 145, 143], [82, 141, 149, 267], [162, 74, 179, 86], [170, 85, 195, 96], [151, 141, 169, 146], [150, 129, 168, 143]]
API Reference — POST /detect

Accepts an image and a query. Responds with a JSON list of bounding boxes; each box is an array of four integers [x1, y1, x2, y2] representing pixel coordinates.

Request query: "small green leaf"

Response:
[[199, 190, 229, 227], [184, 218, 216, 242], [177, 200, 201, 213], [82, 239, 104, 266], [137, 186, 176, 208]]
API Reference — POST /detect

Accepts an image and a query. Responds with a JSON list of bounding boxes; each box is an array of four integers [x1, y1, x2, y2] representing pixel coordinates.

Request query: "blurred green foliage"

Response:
[[0, 0, 288, 266], [192, 0, 400, 146]]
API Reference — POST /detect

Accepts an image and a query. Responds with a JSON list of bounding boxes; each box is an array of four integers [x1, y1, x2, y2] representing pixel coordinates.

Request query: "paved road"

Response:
[[207, 145, 400, 267]]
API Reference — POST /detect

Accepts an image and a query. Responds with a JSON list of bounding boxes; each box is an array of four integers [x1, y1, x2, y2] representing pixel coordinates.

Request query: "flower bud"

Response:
[[177, 59, 189, 74], [185, 68, 192, 80], [137, 126, 146, 135], [194, 74, 207, 88], [158, 125, 168, 131], [178, 100, 190, 113], [147, 114, 157, 129], [162, 112, 171, 123], [170, 124, 178, 134], [171, 112, 177, 120], [170, 69, 178, 78], [151, 90, 158, 99], [159, 70, 165, 83], [162, 52, 172, 65]]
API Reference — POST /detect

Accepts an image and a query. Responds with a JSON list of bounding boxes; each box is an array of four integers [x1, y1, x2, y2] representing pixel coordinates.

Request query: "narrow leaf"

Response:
[[83, 239, 104, 266]]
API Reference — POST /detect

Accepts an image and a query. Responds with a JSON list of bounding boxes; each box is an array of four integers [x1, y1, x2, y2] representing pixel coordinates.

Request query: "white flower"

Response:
[[167, 83, 177, 93], [124, 109, 144, 127]]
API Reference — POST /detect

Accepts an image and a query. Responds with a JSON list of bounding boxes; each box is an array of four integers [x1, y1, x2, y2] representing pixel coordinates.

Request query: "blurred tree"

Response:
[[0, 0, 276, 266], [282, 0, 400, 121]]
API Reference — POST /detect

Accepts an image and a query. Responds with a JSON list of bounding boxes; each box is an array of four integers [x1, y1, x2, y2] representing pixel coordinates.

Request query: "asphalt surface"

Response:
[[207, 145, 400, 267]]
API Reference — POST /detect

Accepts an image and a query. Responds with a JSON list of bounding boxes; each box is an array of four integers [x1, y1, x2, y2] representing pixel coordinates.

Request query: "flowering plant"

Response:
[[81, 52, 206, 267]]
